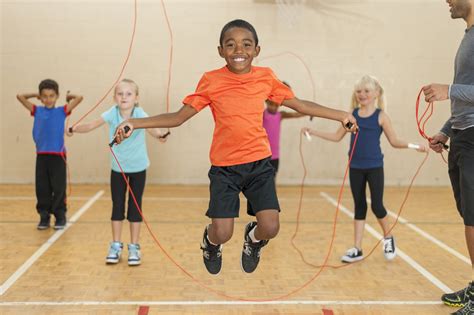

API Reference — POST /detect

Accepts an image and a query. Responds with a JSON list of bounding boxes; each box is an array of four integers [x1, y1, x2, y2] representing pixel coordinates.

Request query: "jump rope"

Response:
[[58, 0, 449, 301]]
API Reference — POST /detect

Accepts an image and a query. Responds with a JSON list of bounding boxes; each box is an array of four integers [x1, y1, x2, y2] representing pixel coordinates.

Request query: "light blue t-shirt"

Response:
[[101, 106, 150, 173]]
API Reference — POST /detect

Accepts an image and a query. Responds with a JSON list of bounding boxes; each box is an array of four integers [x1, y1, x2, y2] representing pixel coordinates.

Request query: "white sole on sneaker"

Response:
[[341, 255, 364, 263], [106, 258, 120, 264], [128, 259, 141, 266], [384, 251, 396, 260]]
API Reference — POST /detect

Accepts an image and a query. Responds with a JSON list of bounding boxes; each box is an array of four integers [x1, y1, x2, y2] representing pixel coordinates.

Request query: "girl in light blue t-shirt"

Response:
[[69, 79, 167, 266]]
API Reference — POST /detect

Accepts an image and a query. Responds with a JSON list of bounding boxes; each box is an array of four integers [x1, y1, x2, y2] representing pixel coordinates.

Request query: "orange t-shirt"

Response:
[[183, 66, 295, 166]]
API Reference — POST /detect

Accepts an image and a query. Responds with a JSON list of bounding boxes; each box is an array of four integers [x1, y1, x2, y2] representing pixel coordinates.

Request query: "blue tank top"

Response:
[[349, 108, 383, 169], [32, 105, 68, 154]]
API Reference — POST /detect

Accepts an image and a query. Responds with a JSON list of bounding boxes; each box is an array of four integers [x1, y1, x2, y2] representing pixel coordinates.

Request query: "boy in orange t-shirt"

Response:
[[113, 19, 358, 275]]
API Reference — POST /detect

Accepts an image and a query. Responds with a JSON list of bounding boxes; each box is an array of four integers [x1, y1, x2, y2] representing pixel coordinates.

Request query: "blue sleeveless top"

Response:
[[349, 108, 384, 169], [32, 105, 68, 154]]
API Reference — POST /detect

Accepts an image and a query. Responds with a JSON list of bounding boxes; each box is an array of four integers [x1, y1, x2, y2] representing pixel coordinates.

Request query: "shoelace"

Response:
[[346, 248, 359, 257], [108, 248, 120, 257], [244, 241, 265, 258], [202, 244, 221, 260]]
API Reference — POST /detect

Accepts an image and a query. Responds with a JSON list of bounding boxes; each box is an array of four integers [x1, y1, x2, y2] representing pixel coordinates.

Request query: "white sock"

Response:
[[206, 226, 218, 246], [249, 226, 259, 243]]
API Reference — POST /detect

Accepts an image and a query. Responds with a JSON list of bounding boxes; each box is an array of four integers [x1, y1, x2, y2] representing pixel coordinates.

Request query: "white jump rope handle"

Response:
[[304, 131, 312, 141], [408, 143, 420, 150]]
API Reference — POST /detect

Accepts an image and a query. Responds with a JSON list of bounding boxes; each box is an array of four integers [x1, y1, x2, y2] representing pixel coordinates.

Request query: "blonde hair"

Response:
[[350, 75, 385, 111], [115, 78, 139, 106]]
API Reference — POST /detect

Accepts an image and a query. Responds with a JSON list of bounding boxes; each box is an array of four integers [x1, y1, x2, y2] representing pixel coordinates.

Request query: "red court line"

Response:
[[137, 305, 149, 315], [322, 309, 334, 315]]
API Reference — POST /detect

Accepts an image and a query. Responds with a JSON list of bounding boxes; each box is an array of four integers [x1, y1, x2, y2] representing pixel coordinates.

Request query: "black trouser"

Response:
[[35, 154, 67, 219], [110, 170, 146, 222], [448, 127, 474, 226], [349, 167, 387, 220]]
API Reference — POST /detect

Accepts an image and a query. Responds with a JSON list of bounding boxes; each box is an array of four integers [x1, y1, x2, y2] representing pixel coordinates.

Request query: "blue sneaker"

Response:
[[106, 242, 123, 264], [127, 243, 141, 266]]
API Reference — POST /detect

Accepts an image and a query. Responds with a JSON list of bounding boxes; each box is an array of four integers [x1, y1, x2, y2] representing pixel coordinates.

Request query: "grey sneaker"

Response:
[[443, 282, 474, 308], [241, 222, 268, 273], [128, 243, 141, 266], [451, 299, 474, 315], [106, 242, 123, 264]]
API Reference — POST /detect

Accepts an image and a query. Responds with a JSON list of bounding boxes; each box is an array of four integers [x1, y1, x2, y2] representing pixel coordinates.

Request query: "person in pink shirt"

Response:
[[263, 81, 305, 174]]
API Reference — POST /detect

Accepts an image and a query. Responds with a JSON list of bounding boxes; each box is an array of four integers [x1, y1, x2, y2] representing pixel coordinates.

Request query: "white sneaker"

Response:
[[341, 247, 364, 263], [106, 242, 123, 264], [128, 243, 141, 266], [383, 236, 396, 260]]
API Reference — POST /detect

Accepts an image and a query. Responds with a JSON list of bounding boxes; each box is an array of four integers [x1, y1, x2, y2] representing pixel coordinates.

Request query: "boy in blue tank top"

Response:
[[17, 79, 83, 230], [303, 75, 427, 263]]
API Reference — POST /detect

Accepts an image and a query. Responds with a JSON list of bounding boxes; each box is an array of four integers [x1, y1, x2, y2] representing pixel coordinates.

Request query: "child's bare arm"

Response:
[[380, 111, 427, 152], [114, 105, 198, 144], [16, 93, 38, 113], [146, 128, 168, 143], [282, 98, 357, 131], [65, 92, 84, 114], [71, 117, 106, 134], [302, 125, 347, 142], [281, 111, 305, 119]]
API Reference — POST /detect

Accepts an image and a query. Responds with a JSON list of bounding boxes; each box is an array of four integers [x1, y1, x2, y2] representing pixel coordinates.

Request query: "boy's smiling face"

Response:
[[39, 89, 58, 108], [218, 27, 260, 74]]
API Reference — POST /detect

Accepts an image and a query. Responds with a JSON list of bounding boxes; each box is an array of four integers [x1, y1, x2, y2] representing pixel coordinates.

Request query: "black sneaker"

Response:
[[451, 300, 474, 315], [200, 226, 222, 275], [241, 222, 268, 273], [37, 214, 50, 230], [341, 247, 364, 263], [442, 282, 474, 308], [54, 216, 67, 230]]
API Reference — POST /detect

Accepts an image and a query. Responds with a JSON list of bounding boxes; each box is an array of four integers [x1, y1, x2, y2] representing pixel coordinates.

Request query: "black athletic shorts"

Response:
[[206, 157, 280, 218]]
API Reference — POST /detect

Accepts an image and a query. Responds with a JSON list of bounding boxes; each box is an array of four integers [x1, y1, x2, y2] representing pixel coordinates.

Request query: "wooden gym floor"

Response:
[[0, 184, 468, 314]]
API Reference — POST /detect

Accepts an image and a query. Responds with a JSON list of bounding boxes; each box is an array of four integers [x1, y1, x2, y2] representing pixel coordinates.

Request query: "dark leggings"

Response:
[[110, 170, 146, 222], [349, 167, 387, 220]]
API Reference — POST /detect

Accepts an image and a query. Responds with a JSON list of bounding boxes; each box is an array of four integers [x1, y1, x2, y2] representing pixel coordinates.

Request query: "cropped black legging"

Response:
[[349, 167, 387, 220], [110, 170, 146, 222]]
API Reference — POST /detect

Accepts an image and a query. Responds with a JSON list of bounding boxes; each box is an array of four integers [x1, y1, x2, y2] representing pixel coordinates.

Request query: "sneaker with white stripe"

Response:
[[383, 236, 396, 260], [341, 247, 364, 263], [127, 243, 141, 266]]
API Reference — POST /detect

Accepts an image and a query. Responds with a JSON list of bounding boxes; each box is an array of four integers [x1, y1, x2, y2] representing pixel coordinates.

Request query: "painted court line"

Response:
[[0, 190, 104, 296], [320, 192, 452, 294], [366, 198, 470, 265], [0, 300, 443, 306]]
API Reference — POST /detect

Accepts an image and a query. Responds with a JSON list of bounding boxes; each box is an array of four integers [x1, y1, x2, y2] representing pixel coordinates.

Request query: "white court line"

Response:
[[0, 300, 442, 306], [0, 190, 104, 296], [366, 198, 471, 265], [320, 192, 452, 293]]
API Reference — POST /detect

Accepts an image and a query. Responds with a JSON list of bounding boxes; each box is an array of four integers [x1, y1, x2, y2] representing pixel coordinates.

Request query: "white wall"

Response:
[[1, 0, 464, 185]]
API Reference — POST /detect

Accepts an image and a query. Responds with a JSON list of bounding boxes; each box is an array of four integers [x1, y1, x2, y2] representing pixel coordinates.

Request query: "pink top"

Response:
[[263, 109, 282, 160]]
